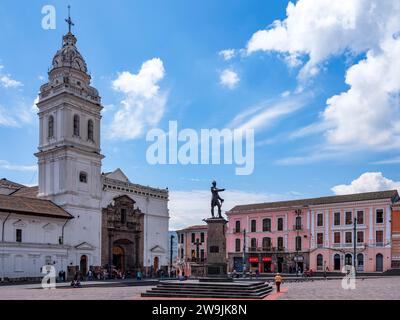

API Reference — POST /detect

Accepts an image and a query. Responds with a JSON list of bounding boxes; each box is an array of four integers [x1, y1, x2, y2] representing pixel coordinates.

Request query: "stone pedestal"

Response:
[[204, 217, 228, 277]]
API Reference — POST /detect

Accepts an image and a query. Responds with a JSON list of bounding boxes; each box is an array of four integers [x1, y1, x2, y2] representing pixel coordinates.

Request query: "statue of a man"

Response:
[[211, 180, 225, 218]]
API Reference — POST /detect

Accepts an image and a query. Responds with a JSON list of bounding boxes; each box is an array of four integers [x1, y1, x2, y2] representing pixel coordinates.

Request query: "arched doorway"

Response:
[[112, 246, 125, 272], [316, 254, 323, 271], [376, 253, 383, 272], [80, 255, 87, 275], [345, 253, 352, 266], [334, 254, 341, 271], [153, 256, 159, 271]]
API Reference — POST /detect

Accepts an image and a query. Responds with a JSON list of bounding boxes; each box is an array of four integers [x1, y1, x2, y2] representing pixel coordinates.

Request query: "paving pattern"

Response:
[[0, 277, 399, 300]]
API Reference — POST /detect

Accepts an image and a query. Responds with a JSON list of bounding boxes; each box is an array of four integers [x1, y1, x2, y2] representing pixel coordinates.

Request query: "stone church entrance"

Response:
[[80, 255, 87, 275], [101, 195, 144, 276], [112, 246, 125, 272]]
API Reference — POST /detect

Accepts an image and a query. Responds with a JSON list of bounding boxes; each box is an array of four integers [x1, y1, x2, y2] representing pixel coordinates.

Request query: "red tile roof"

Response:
[[0, 178, 26, 190], [0, 194, 73, 219], [177, 224, 208, 232], [229, 190, 399, 213], [10, 186, 39, 198]]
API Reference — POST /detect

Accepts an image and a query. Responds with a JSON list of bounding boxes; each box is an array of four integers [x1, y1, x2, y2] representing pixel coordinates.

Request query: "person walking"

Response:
[[274, 273, 283, 293]]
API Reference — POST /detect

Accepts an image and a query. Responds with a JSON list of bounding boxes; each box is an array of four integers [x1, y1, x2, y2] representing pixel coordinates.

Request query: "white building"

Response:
[[0, 27, 169, 281]]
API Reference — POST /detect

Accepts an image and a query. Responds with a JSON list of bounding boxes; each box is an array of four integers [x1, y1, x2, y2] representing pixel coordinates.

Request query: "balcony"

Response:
[[247, 246, 282, 252], [293, 224, 303, 231], [233, 228, 242, 234]]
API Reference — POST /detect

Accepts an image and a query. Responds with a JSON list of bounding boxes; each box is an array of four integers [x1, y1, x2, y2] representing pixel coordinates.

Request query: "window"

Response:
[[277, 237, 284, 250], [345, 211, 352, 225], [191, 233, 195, 243], [262, 218, 271, 232], [317, 233, 323, 247], [16, 229, 22, 243], [357, 253, 364, 271], [73, 114, 80, 136], [235, 238, 241, 252], [357, 231, 364, 243], [250, 238, 257, 249], [277, 218, 283, 231], [251, 219, 257, 232], [235, 221, 241, 233], [48, 115, 54, 138], [180, 234, 184, 244], [87, 120, 94, 141], [200, 232, 204, 243], [334, 254, 341, 270], [334, 232, 340, 244], [262, 237, 271, 250], [79, 172, 87, 183], [191, 250, 195, 259], [180, 248, 184, 259], [357, 211, 364, 224], [376, 230, 384, 245], [345, 231, 352, 244], [200, 249, 205, 261], [376, 209, 384, 224], [295, 236, 302, 251], [317, 254, 323, 270], [120, 209, 126, 224], [334, 212, 341, 225], [317, 213, 323, 226], [295, 216, 302, 230]]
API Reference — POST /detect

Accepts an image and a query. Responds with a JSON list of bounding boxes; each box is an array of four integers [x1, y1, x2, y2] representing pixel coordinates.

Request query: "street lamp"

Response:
[[294, 209, 302, 276], [170, 234, 175, 276], [242, 229, 247, 275], [353, 217, 357, 278]]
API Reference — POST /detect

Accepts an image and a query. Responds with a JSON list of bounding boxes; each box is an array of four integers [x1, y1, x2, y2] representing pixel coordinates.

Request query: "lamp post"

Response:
[[294, 209, 302, 276], [353, 217, 357, 278], [243, 229, 247, 275], [170, 234, 175, 276]]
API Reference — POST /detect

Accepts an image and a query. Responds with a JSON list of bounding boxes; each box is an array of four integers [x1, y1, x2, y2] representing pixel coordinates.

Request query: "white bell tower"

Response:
[[35, 12, 104, 267]]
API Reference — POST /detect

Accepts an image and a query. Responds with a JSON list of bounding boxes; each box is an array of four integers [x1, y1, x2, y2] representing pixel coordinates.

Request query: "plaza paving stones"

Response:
[[0, 277, 399, 300]]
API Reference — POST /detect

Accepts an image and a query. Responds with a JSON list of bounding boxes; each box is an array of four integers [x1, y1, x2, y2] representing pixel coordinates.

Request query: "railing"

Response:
[[233, 228, 242, 234], [293, 224, 303, 231]]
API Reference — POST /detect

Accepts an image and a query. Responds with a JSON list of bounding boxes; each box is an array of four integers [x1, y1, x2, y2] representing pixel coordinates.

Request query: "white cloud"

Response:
[[108, 58, 167, 140], [331, 172, 400, 195], [219, 49, 236, 61], [169, 189, 296, 230], [0, 72, 22, 88], [246, 0, 399, 78], [219, 68, 239, 89], [228, 96, 306, 133], [0, 106, 18, 127], [246, 0, 400, 155], [0, 160, 37, 172]]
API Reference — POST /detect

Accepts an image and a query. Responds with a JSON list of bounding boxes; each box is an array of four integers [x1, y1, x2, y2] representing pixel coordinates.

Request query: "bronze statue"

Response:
[[211, 180, 225, 218]]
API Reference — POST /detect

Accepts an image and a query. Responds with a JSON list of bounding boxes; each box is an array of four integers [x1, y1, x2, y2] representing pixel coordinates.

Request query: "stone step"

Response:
[[141, 281, 273, 299]]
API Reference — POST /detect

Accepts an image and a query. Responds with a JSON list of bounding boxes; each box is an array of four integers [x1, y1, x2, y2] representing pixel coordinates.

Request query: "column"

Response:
[[307, 210, 310, 229], [386, 205, 391, 246], [369, 208, 373, 245], [284, 234, 288, 251], [285, 213, 288, 231], [310, 211, 315, 249], [325, 210, 329, 247]]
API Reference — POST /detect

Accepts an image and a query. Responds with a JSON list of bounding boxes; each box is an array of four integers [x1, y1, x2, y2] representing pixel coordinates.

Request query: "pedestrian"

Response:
[[255, 269, 259, 278], [274, 273, 283, 293]]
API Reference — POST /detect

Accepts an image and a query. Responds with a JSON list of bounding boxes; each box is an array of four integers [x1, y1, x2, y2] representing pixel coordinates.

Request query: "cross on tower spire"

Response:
[[65, 5, 75, 33]]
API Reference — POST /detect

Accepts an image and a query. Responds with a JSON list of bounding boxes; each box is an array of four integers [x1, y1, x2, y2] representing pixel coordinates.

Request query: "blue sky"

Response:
[[0, 1, 399, 229]]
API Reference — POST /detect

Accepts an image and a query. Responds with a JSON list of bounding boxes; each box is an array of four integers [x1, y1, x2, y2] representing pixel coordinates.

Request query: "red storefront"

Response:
[[249, 256, 273, 273]]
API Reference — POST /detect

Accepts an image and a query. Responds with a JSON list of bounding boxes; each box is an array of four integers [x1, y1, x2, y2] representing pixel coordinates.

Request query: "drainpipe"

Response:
[[1, 212, 12, 282], [61, 219, 69, 245]]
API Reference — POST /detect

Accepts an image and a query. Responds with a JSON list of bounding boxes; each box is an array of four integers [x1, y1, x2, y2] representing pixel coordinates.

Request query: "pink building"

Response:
[[176, 225, 207, 276], [226, 190, 398, 274]]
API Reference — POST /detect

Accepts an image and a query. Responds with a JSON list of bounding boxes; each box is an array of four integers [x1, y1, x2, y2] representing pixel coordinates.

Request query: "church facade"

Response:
[[0, 27, 169, 281]]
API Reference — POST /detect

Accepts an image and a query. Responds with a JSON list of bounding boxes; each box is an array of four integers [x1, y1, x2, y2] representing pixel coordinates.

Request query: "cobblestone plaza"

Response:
[[0, 277, 399, 300]]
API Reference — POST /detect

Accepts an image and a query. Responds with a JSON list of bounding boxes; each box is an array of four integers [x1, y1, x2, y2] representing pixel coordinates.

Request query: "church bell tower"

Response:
[[35, 10, 103, 266]]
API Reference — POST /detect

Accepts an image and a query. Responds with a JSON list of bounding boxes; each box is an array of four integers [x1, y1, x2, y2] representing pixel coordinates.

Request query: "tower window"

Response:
[[121, 209, 126, 224], [88, 120, 94, 141], [48, 115, 54, 138], [79, 172, 87, 183], [73, 115, 80, 136], [16, 229, 22, 243]]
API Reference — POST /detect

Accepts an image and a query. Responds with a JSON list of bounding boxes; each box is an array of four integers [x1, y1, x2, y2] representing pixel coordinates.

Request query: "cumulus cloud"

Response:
[[169, 189, 296, 230], [246, 0, 400, 154], [0, 65, 23, 88], [219, 49, 236, 61], [108, 58, 167, 140], [219, 68, 239, 89], [331, 172, 400, 195]]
